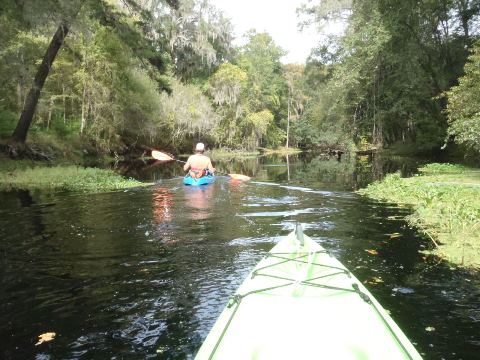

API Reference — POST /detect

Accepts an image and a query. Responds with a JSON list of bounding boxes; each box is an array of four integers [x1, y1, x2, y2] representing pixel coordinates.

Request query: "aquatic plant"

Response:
[[0, 165, 149, 193], [358, 163, 480, 268]]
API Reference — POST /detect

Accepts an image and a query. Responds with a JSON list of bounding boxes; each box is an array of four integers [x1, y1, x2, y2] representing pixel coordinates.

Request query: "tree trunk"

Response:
[[17, 81, 22, 109], [62, 84, 66, 123], [457, 0, 470, 38], [47, 98, 54, 130], [80, 80, 87, 134], [286, 92, 291, 149], [11, 22, 70, 143]]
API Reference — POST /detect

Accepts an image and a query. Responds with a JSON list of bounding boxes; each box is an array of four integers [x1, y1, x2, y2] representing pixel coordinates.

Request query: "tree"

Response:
[[297, 0, 352, 30], [11, 22, 71, 144], [284, 64, 307, 148], [297, 0, 479, 153], [9, 0, 82, 145], [234, 31, 288, 149], [208, 63, 248, 147], [206, 32, 289, 150], [157, 78, 220, 149], [445, 40, 480, 154], [7, 0, 176, 148], [241, 110, 274, 150], [152, 0, 234, 81], [236, 31, 287, 115]]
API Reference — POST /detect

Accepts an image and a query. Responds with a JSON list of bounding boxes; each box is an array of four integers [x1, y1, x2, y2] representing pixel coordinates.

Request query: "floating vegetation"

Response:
[[0, 165, 150, 193], [358, 163, 480, 268]]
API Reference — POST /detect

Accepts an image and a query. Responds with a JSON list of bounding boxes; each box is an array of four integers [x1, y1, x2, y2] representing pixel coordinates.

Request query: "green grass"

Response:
[[419, 163, 471, 174], [0, 154, 37, 172], [0, 163, 150, 193], [358, 163, 480, 268]]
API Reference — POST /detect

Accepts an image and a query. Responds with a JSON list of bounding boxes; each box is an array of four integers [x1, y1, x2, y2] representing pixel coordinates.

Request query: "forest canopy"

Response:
[[0, 0, 479, 158]]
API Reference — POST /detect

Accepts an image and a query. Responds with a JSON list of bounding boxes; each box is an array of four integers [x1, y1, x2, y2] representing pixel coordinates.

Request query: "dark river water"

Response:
[[1, 153, 479, 359]]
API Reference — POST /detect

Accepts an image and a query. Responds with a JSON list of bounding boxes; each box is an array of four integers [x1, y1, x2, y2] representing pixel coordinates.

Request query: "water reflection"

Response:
[[184, 185, 214, 220], [153, 187, 174, 224], [123, 152, 426, 192], [286, 154, 291, 181]]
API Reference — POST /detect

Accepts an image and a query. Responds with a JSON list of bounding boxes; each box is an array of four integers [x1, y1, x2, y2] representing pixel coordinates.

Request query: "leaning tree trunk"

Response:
[[11, 22, 70, 143]]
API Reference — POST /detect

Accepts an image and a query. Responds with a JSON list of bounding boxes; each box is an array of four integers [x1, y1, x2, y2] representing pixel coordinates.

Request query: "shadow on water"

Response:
[[0, 153, 479, 359]]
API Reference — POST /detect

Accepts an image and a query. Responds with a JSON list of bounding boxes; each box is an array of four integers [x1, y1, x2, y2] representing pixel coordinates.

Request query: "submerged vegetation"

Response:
[[359, 163, 480, 268], [0, 163, 148, 192]]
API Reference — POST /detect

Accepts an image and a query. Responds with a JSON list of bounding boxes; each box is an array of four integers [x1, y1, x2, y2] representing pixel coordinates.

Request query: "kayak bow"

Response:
[[195, 224, 422, 360]]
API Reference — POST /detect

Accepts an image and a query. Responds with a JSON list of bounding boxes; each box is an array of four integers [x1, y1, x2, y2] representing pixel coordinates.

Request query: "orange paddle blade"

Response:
[[152, 150, 174, 161], [228, 174, 251, 181]]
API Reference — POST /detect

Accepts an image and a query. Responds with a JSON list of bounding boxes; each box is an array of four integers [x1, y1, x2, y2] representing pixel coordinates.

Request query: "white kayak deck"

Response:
[[195, 227, 422, 360]]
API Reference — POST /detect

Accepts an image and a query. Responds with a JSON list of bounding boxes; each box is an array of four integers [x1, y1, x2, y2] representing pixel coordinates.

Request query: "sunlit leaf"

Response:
[[387, 216, 403, 220], [389, 232, 402, 239], [157, 345, 167, 354], [364, 276, 384, 285], [35, 332, 56, 345]]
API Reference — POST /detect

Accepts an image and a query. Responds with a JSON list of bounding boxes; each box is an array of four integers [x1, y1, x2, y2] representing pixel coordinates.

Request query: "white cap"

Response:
[[195, 142, 205, 151]]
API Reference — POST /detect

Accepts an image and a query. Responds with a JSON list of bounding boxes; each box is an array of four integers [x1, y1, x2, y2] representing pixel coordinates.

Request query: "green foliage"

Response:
[[157, 78, 220, 149], [0, 0, 238, 154], [208, 63, 247, 106], [3, 0, 479, 156], [298, 0, 352, 30], [153, 0, 234, 81], [0, 108, 18, 138], [446, 40, 480, 154], [419, 163, 470, 174], [236, 31, 287, 115], [296, 74, 353, 150], [292, 117, 321, 149], [0, 28, 48, 117], [50, 118, 81, 137], [72, 23, 139, 150], [283, 63, 308, 148], [0, 165, 149, 192], [208, 63, 248, 147], [241, 110, 275, 149], [205, 32, 290, 150], [299, 0, 477, 154]]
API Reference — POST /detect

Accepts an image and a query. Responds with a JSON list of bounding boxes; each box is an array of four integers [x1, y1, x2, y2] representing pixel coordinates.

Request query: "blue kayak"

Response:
[[183, 173, 215, 186]]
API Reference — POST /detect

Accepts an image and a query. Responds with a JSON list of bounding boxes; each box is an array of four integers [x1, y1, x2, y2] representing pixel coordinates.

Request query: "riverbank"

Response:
[[258, 147, 303, 155], [358, 163, 480, 268], [0, 155, 149, 193], [203, 147, 302, 160], [204, 149, 260, 159]]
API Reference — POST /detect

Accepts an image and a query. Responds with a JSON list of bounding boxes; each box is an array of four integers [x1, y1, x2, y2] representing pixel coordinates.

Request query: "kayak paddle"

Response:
[[151, 150, 252, 181]]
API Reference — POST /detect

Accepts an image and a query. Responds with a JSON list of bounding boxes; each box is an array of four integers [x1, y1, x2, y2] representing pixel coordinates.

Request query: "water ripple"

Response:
[[237, 207, 335, 217]]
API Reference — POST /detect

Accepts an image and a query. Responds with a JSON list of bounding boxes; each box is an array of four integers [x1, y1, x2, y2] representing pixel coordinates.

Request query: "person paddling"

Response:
[[183, 143, 215, 179]]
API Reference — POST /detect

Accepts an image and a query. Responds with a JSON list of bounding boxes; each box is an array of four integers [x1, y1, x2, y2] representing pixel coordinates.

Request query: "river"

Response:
[[1, 153, 479, 359]]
